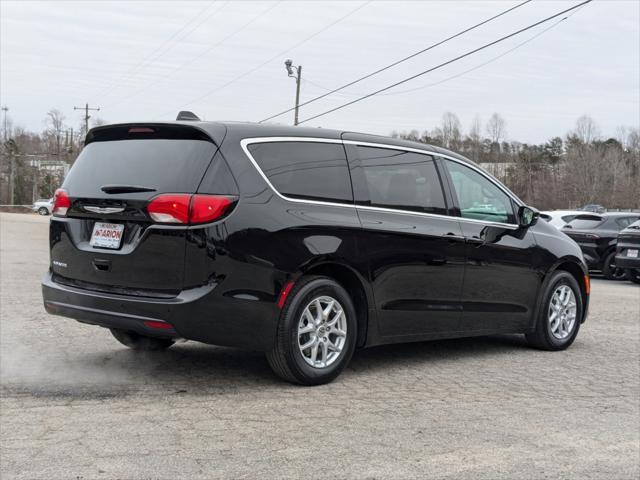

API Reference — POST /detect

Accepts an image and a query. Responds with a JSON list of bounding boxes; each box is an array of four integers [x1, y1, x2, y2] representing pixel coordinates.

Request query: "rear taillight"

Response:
[[190, 195, 234, 224], [146, 194, 235, 225], [147, 194, 191, 223], [52, 188, 71, 217]]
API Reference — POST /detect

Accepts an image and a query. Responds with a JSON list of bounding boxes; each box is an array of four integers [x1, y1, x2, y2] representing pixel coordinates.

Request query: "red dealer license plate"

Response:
[[90, 222, 124, 249]]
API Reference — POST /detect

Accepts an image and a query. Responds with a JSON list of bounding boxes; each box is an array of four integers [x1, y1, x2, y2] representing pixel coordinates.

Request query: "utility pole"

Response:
[[2, 106, 8, 141], [2, 105, 14, 203], [9, 151, 15, 204], [284, 60, 302, 126], [73, 103, 100, 134]]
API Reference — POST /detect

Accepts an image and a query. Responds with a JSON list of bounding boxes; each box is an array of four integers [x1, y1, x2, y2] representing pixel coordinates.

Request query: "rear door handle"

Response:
[[467, 236, 485, 246]]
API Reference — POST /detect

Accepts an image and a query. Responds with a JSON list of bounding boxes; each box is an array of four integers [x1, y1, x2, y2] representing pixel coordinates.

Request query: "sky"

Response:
[[1, 0, 639, 143]]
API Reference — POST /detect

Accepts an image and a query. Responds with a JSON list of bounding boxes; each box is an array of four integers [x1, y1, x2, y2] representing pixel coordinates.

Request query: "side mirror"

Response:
[[518, 205, 539, 228]]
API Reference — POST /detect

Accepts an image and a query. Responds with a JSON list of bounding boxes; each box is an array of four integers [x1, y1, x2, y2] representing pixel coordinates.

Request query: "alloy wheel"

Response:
[[548, 285, 577, 340], [297, 295, 347, 368]]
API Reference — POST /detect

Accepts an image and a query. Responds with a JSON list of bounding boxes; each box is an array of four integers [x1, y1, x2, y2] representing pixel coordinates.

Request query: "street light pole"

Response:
[[284, 60, 302, 126]]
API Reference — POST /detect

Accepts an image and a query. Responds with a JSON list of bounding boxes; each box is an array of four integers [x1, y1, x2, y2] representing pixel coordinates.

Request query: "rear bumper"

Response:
[[614, 255, 640, 270], [43, 299, 178, 338], [42, 271, 279, 350]]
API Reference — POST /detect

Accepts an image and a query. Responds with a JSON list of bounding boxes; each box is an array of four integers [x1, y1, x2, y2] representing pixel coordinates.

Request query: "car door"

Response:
[[344, 140, 465, 339], [440, 158, 540, 333]]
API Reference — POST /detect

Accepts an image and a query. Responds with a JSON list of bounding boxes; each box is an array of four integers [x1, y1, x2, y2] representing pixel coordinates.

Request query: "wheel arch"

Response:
[[301, 261, 372, 347], [532, 257, 589, 329]]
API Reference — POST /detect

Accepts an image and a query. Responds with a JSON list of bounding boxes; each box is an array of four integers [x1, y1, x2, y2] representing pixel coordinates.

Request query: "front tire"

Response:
[[602, 251, 626, 280], [525, 271, 582, 351], [266, 276, 357, 385], [110, 328, 175, 351], [38, 207, 49, 215]]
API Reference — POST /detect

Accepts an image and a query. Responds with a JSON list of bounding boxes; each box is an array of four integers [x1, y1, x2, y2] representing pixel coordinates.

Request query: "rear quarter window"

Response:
[[566, 216, 604, 229], [247, 141, 352, 203], [561, 215, 578, 223]]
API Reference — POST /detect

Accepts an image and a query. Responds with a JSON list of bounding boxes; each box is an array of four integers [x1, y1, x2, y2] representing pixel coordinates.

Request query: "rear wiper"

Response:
[[101, 185, 157, 194]]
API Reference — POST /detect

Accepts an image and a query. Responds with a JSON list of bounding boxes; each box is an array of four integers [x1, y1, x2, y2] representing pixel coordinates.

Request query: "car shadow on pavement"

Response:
[[3, 334, 531, 398], [347, 334, 529, 375]]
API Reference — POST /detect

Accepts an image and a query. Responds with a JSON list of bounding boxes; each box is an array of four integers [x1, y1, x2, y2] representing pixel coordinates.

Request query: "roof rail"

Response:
[[176, 111, 201, 121]]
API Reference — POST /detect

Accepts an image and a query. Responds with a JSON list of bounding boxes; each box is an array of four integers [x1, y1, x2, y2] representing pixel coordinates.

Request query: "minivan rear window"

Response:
[[247, 141, 352, 203], [63, 139, 218, 198]]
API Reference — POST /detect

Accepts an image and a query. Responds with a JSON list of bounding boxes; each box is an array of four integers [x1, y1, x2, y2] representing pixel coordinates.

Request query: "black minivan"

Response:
[[42, 121, 590, 385]]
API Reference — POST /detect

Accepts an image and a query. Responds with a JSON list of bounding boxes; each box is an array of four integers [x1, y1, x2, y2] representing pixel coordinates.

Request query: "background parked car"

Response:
[[32, 198, 53, 215], [615, 220, 640, 284], [540, 210, 585, 229], [580, 204, 606, 213], [563, 212, 640, 280]]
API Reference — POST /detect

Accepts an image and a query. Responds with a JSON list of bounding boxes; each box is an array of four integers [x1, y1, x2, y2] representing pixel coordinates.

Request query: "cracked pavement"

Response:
[[1, 212, 639, 479]]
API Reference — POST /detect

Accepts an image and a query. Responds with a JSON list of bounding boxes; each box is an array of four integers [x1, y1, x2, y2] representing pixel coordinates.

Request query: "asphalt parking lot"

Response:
[[1, 212, 639, 479]]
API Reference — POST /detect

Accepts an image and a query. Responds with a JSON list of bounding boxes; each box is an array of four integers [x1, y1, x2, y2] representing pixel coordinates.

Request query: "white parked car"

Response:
[[32, 198, 53, 215], [540, 210, 585, 229]]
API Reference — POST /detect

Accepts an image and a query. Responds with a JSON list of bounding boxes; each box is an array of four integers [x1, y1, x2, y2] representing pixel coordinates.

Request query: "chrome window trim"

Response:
[[239, 136, 520, 230]]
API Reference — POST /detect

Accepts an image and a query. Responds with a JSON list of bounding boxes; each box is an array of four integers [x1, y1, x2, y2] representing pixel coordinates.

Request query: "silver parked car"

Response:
[[32, 198, 53, 215]]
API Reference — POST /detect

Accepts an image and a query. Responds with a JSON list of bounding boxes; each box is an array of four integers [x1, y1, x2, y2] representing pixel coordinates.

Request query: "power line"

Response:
[[155, 0, 371, 120], [302, 5, 584, 100], [94, 1, 220, 101], [297, 0, 592, 125], [383, 8, 583, 97], [258, 0, 532, 123], [104, 1, 281, 109]]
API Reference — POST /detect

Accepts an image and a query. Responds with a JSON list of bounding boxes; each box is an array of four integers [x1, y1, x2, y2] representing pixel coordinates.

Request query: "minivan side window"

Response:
[[444, 159, 515, 224], [356, 146, 446, 215], [248, 141, 352, 202]]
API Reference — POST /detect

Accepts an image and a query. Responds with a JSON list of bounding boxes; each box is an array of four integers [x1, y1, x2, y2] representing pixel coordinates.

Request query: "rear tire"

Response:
[[625, 269, 640, 284], [602, 251, 626, 280], [525, 271, 582, 351], [38, 207, 49, 215], [110, 328, 175, 351], [266, 276, 357, 386]]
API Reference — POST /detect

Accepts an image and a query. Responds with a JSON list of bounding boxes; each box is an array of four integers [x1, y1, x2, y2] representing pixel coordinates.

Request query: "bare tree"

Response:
[[486, 112, 506, 147], [45, 109, 66, 156], [616, 125, 640, 152], [573, 115, 600, 144], [440, 112, 462, 149], [468, 115, 482, 162]]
